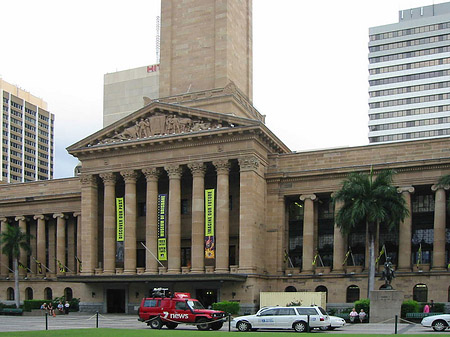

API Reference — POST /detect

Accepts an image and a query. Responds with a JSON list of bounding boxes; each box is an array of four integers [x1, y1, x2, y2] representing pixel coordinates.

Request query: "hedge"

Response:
[[212, 301, 240, 315], [401, 300, 419, 317]]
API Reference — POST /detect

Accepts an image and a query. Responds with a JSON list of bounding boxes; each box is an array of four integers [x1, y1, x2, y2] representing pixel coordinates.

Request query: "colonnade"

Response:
[[80, 156, 263, 276], [0, 214, 81, 277], [295, 184, 449, 274]]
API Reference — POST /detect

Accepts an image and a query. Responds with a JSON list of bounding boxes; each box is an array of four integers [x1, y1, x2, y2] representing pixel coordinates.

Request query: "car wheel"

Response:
[[196, 318, 210, 331], [211, 321, 223, 330], [166, 322, 178, 329], [319, 326, 329, 331], [432, 320, 448, 332], [293, 321, 307, 332], [149, 317, 162, 329], [236, 321, 251, 332]]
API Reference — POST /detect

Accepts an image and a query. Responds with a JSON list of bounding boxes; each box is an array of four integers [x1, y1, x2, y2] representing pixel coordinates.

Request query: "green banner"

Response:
[[205, 189, 215, 259], [157, 194, 168, 261], [116, 197, 124, 241]]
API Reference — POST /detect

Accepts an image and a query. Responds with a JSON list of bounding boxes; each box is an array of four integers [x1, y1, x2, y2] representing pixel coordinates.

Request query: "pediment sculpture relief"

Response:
[[97, 114, 228, 144]]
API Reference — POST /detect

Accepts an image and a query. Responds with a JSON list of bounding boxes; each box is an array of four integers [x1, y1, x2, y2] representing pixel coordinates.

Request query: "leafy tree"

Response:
[[0, 224, 31, 308], [333, 169, 409, 298]]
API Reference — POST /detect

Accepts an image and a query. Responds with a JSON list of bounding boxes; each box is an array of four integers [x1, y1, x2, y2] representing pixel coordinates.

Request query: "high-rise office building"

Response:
[[103, 64, 160, 127], [0, 79, 54, 182], [368, 2, 450, 143]]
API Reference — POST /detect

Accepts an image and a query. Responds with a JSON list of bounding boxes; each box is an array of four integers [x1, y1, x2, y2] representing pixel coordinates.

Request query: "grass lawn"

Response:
[[0, 330, 447, 337]]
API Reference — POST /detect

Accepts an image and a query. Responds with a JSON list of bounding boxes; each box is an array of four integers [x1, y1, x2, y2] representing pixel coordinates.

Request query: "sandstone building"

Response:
[[0, 0, 449, 314]]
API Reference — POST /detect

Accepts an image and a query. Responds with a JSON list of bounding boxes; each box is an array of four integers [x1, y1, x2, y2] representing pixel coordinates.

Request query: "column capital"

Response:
[[213, 159, 230, 174], [15, 216, 27, 222], [188, 162, 206, 176], [0, 217, 9, 223], [120, 170, 138, 182], [142, 167, 160, 181], [80, 174, 97, 186], [73, 212, 81, 218], [33, 214, 45, 220], [165, 164, 182, 178], [397, 186, 415, 194], [53, 213, 67, 219], [238, 156, 259, 172], [299, 194, 317, 202], [99, 172, 117, 185], [432, 184, 449, 191]]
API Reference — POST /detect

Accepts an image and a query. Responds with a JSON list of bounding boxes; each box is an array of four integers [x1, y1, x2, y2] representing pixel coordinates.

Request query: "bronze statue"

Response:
[[380, 256, 395, 289]]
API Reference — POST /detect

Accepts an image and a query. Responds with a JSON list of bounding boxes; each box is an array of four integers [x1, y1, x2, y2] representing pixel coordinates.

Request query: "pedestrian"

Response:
[[359, 309, 367, 323], [423, 303, 430, 313], [430, 299, 435, 313], [64, 301, 70, 315], [40, 303, 47, 312], [349, 308, 358, 323], [57, 301, 64, 313], [48, 302, 55, 317]]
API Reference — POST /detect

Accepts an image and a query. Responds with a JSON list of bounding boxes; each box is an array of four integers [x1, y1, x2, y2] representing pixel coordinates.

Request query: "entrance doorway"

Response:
[[107, 289, 125, 313], [196, 289, 218, 309]]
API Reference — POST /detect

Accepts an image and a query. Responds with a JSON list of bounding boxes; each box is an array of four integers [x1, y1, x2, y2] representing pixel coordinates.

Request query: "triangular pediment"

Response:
[[67, 102, 260, 153]]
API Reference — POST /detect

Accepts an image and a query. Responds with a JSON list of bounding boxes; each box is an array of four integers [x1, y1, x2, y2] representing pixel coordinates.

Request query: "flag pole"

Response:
[[141, 242, 164, 267]]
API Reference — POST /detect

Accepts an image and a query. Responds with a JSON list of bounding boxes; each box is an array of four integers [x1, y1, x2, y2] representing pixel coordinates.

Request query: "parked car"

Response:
[[138, 288, 226, 330], [319, 315, 346, 330], [232, 306, 330, 332], [421, 314, 450, 332]]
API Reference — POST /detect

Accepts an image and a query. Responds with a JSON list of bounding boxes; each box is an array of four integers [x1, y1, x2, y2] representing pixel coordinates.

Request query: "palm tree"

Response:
[[333, 169, 409, 298], [0, 224, 31, 308]]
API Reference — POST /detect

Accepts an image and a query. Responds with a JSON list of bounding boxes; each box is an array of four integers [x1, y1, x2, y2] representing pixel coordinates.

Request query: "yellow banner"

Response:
[[116, 197, 125, 241], [205, 189, 215, 259]]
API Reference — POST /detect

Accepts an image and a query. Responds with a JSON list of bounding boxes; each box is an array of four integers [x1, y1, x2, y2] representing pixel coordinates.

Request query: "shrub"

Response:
[[401, 300, 419, 317], [212, 301, 240, 315], [433, 302, 445, 313], [23, 300, 47, 312], [354, 298, 370, 315]]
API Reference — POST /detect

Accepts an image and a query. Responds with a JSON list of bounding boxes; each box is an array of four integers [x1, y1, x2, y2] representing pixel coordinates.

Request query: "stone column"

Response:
[[34, 215, 46, 275], [165, 164, 182, 274], [48, 221, 56, 275], [121, 170, 138, 275], [432, 185, 448, 270], [397, 186, 414, 271], [15, 216, 27, 276], [0, 218, 9, 276], [54, 213, 66, 275], [300, 194, 316, 273], [29, 220, 37, 274], [332, 199, 346, 273], [100, 172, 117, 275], [80, 174, 99, 275], [67, 217, 76, 274], [142, 167, 160, 274], [238, 156, 262, 273], [188, 162, 205, 274], [74, 213, 81, 274], [214, 159, 230, 273]]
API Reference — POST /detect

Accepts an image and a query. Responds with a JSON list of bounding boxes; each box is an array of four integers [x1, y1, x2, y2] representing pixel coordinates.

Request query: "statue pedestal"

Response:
[[369, 290, 403, 323]]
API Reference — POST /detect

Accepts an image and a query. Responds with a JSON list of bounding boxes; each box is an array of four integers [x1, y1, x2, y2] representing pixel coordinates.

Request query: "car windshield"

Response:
[[318, 307, 327, 315], [187, 300, 204, 310]]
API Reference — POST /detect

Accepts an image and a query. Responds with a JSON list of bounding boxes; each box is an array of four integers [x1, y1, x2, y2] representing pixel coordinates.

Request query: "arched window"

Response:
[[315, 285, 328, 302], [25, 287, 33, 300], [7, 287, 14, 300], [64, 287, 73, 301], [346, 285, 360, 303], [285, 286, 297, 292], [413, 284, 427, 302], [44, 287, 53, 300]]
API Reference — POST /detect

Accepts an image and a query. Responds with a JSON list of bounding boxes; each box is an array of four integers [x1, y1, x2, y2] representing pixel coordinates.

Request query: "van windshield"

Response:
[[187, 300, 204, 310]]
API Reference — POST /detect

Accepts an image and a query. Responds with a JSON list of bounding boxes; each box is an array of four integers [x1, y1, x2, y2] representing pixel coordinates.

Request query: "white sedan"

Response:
[[319, 315, 346, 330], [421, 314, 450, 332]]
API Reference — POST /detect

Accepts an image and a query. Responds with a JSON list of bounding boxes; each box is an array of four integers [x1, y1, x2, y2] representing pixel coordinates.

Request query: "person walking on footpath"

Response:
[[359, 309, 367, 323], [64, 301, 70, 315], [423, 303, 430, 313], [349, 308, 358, 323]]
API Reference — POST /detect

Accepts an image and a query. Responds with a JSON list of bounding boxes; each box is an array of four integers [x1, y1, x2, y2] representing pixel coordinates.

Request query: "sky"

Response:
[[1, 0, 448, 179]]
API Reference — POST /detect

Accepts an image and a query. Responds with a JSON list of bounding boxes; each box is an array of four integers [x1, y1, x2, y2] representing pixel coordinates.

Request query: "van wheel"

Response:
[[211, 321, 223, 330], [237, 321, 251, 332], [150, 317, 162, 329], [293, 321, 307, 332], [196, 318, 210, 331]]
